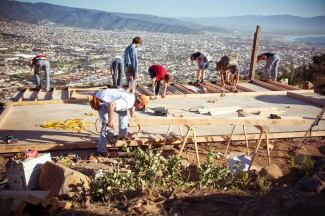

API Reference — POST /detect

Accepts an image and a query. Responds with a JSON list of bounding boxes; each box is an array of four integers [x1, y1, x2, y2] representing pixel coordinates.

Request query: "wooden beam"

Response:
[[129, 117, 307, 127], [287, 91, 325, 107], [0, 102, 13, 129], [267, 80, 300, 90], [249, 25, 261, 80], [137, 85, 153, 96], [198, 106, 242, 114], [2, 98, 88, 106], [251, 80, 287, 91], [1, 130, 324, 153]]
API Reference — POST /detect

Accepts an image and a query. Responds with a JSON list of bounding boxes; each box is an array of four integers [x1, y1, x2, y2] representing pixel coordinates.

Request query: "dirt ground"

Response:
[[1, 137, 325, 215]]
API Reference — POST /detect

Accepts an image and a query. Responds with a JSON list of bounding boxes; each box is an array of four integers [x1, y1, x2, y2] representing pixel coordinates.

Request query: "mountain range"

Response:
[[0, 0, 324, 35]]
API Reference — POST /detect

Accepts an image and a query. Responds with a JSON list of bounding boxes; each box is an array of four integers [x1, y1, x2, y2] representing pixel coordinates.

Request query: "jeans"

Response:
[[125, 66, 137, 90], [34, 59, 50, 90], [199, 61, 209, 69], [97, 104, 128, 153], [264, 54, 280, 81], [112, 58, 124, 87]]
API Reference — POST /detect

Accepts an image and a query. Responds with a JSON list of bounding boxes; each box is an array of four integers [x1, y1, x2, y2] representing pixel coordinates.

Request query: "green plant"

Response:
[[164, 155, 194, 190], [131, 145, 166, 189], [288, 155, 313, 182], [89, 160, 134, 202], [197, 149, 233, 189]]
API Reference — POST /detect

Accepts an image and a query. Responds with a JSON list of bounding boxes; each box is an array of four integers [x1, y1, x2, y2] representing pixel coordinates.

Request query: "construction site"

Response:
[[0, 78, 325, 215], [0, 27, 325, 215]]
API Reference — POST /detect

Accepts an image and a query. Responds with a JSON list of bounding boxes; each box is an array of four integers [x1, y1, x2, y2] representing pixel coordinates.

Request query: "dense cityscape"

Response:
[[0, 20, 324, 102]]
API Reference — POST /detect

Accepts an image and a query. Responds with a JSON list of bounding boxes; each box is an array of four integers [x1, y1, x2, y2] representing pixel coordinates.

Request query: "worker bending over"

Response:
[[216, 54, 240, 96], [148, 64, 172, 98], [89, 89, 148, 157]]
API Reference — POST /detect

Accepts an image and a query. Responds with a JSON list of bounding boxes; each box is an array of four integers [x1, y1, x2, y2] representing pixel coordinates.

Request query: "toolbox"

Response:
[[7, 153, 51, 190]]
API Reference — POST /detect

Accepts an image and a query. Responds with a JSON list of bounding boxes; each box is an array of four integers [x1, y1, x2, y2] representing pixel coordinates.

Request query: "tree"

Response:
[[291, 53, 325, 86]]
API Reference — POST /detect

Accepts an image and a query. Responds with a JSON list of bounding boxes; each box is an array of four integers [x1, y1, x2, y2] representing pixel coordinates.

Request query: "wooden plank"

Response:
[[287, 91, 325, 107], [0, 196, 14, 216], [70, 90, 77, 99], [0, 102, 13, 129], [209, 108, 241, 116], [35, 88, 42, 101], [251, 80, 287, 91], [0, 130, 324, 153], [242, 107, 278, 112], [172, 83, 196, 94], [18, 88, 29, 102], [198, 106, 242, 114], [129, 116, 307, 127], [137, 85, 153, 96], [177, 83, 198, 94], [0, 190, 52, 205], [267, 80, 300, 90], [235, 84, 256, 92], [10, 200, 26, 216], [249, 25, 261, 80], [2, 98, 88, 106]]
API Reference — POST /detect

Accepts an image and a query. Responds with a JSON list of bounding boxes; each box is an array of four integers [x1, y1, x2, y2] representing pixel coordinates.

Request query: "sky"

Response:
[[16, 0, 325, 18]]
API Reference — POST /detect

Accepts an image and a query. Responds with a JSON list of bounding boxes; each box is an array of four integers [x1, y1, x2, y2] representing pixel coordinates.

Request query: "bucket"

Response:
[[227, 155, 251, 173]]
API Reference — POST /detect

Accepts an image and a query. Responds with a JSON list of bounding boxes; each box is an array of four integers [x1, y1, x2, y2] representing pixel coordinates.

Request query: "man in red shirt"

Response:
[[148, 64, 171, 98]]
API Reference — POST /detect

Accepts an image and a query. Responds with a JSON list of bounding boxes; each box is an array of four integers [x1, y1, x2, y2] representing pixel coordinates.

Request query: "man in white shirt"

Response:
[[89, 89, 148, 156]]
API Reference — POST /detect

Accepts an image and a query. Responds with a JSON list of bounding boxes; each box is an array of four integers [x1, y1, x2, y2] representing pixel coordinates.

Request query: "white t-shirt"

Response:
[[108, 56, 123, 69], [96, 89, 135, 111]]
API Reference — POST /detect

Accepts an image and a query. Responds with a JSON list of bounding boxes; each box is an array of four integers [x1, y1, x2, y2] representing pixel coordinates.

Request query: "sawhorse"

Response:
[[223, 124, 271, 170], [177, 125, 200, 165]]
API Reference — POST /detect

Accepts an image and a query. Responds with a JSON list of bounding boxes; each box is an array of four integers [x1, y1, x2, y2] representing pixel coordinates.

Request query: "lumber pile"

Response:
[[0, 190, 71, 215]]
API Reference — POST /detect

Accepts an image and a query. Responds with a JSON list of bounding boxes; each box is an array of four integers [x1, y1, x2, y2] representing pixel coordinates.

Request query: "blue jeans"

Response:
[[112, 58, 124, 87], [34, 59, 50, 90], [97, 104, 128, 153], [264, 54, 280, 81]]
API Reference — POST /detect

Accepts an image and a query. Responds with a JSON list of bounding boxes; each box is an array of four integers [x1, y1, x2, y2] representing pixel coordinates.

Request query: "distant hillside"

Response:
[[180, 15, 325, 34], [0, 1, 226, 34]]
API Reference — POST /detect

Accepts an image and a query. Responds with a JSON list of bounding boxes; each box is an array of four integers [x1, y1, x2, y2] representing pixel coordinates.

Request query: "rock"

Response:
[[38, 161, 90, 199], [301, 171, 325, 192], [259, 164, 283, 179]]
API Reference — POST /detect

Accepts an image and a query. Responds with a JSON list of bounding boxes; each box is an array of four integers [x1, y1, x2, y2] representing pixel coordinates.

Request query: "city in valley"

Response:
[[0, 20, 324, 102]]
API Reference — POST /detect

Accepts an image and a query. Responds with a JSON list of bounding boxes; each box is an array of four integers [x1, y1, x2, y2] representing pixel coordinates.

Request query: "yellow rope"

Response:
[[41, 119, 93, 132]]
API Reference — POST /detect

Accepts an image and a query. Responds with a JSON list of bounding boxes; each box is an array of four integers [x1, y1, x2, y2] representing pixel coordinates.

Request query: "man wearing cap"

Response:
[[89, 88, 148, 157]]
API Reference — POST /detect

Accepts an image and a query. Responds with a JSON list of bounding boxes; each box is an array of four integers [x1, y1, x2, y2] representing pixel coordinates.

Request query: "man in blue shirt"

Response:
[[124, 37, 142, 94]]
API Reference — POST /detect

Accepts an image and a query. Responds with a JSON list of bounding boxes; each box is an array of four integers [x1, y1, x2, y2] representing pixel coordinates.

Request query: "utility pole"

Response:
[[249, 25, 261, 80]]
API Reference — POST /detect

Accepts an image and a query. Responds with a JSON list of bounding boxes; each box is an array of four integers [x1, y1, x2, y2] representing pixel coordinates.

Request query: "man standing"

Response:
[[190, 52, 209, 83], [257, 53, 280, 82], [89, 89, 148, 157], [109, 56, 124, 88], [148, 64, 172, 98], [124, 37, 142, 94], [30, 54, 51, 91]]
